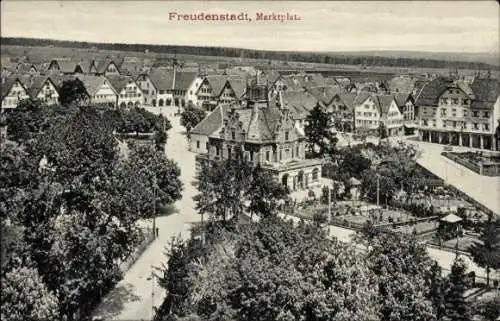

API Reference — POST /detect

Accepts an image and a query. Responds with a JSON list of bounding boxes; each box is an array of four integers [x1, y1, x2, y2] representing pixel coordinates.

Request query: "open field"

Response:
[[2, 44, 498, 80]]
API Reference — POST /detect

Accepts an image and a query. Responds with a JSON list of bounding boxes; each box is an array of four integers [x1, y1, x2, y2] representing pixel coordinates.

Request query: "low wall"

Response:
[[442, 152, 500, 177], [119, 228, 155, 273]]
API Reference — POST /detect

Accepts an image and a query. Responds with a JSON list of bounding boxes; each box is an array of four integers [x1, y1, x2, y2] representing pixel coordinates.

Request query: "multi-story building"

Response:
[[415, 77, 500, 150], [194, 80, 324, 192], [1, 75, 30, 109], [135, 73, 157, 106], [107, 75, 143, 108], [184, 75, 204, 107], [195, 75, 246, 112], [354, 93, 404, 137], [75, 75, 117, 108]]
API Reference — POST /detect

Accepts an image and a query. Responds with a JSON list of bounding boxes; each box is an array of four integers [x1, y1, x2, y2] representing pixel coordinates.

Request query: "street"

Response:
[[92, 116, 201, 320]]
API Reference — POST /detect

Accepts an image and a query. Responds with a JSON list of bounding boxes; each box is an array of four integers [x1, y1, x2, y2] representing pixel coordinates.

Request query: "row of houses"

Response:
[[1, 73, 143, 109]]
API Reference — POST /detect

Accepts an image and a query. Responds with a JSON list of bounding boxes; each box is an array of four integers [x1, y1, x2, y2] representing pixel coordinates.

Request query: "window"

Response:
[[285, 131, 289, 141], [227, 147, 232, 158], [473, 123, 479, 130], [452, 98, 459, 105], [453, 121, 456, 128], [483, 111, 489, 118], [440, 98, 447, 105], [485, 124, 490, 131], [205, 142, 209, 151], [231, 131, 235, 140], [266, 150, 270, 161], [441, 109, 447, 116], [364, 104, 369, 109], [473, 111, 479, 117], [196, 141, 200, 149], [463, 99, 469, 105], [216, 147, 220, 156], [296, 146, 299, 157]]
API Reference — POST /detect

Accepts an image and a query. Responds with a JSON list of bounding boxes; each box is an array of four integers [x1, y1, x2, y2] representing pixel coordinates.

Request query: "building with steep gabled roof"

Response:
[[107, 75, 143, 108], [415, 76, 500, 150], [195, 80, 324, 193], [354, 93, 403, 137], [73, 75, 117, 107], [1, 74, 30, 109], [16, 75, 60, 106]]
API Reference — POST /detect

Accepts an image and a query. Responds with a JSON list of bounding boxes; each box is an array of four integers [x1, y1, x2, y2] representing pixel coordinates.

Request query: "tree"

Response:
[[378, 122, 387, 141], [444, 257, 472, 321], [361, 232, 437, 321], [245, 165, 288, 218], [194, 154, 252, 222], [1, 266, 60, 321], [183, 218, 379, 321], [469, 218, 500, 287], [180, 105, 207, 133], [58, 79, 89, 106], [474, 295, 500, 321], [304, 103, 336, 157]]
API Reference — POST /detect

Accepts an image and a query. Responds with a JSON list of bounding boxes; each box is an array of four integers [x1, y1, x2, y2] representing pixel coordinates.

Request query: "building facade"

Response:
[[195, 81, 324, 192], [416, 77, 500, 150]]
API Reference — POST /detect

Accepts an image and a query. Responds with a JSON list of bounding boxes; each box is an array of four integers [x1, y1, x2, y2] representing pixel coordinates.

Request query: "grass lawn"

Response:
[[442, 235, 480, 252]]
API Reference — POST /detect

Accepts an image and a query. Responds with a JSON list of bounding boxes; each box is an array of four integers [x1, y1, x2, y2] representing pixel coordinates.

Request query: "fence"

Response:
[[442, 152, 500, 177]]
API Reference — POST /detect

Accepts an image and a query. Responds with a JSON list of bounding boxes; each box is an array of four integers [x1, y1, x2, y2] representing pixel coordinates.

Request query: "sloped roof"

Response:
[[173, 72, 198, 91], [307, 86, 343, 105], [470, 78, 500, 109], [191, 105, 228, 136], [414, 77, 455, 106], [1, 74, 27, 99], [394, 93, 411, 107], [74, 75, 110, 96], [389, 76, 417, 94], [246, 108, 274, 142], [227, 78, 247, 98], [94, 58, 122, 74], [280, 91, 319, 112], [205, 75, 228, 96], [16, 75, 52, 99], [106, 74, 135, 93], [353, 91, 371, 106], [58, 61, 80, 73], [337, 91, 357, 109], [149, 68, 174, 91], [374, 95, 396, 115]]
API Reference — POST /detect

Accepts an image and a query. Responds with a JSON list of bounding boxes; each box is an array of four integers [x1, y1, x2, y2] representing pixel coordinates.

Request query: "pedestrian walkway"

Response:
[[92, 116, 201, 320]]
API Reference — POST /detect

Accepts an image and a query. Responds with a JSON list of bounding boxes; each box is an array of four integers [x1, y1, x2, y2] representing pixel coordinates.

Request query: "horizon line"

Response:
[[2, 35, 499, 56]]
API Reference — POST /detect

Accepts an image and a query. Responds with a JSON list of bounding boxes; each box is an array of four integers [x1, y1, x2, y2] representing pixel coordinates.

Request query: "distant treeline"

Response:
[[1, 36, 496, 71]]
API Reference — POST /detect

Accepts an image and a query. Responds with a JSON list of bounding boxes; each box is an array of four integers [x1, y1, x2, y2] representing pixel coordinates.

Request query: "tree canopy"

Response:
[[181, 105, 207, 133], [304, 103, 337, 158], [1, 103, 182, 320]]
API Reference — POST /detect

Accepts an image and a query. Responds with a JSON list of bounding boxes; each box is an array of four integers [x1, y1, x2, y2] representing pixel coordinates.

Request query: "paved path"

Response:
[[411, 141, 500, 215], [279, 213, 489, 278], [92, 116, 201, 321]]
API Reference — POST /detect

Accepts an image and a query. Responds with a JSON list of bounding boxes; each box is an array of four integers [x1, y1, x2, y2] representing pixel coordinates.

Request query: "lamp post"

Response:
[[152, 173, 157, 240]]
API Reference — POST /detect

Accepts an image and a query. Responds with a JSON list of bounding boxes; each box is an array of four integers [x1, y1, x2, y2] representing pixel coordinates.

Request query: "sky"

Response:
[[1, 1, 499, 53]]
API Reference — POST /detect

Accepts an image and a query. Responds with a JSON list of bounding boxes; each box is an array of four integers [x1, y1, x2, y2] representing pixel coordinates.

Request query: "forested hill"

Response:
[[1, 36, 497, 71]]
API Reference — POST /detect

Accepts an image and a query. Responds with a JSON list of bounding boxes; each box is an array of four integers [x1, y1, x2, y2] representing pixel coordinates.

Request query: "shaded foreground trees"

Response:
[[1, 104, 182, 320], [156, 218, 379, 321], [193, 153, 288, 221], [156, 212, 469, 321]]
